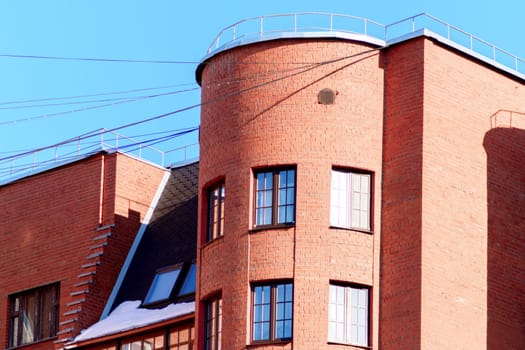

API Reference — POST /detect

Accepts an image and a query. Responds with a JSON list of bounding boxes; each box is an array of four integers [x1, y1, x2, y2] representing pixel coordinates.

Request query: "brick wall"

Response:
[[422, 38, 525, 349], [0, 152, 166, 349], [198, 33, 525, 349], [198, 39, 384, 349], [381, 35, 525, 349], [380, 37, 425, 350]]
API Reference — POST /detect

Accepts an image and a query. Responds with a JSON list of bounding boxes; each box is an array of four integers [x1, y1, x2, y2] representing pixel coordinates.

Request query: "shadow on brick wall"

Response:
[[484, 127, 525, 349]]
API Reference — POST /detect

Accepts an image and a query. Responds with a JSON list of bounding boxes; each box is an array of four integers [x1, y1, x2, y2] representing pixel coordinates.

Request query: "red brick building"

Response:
[[195, 13, 525, 350], [1, 12, 524, 350]]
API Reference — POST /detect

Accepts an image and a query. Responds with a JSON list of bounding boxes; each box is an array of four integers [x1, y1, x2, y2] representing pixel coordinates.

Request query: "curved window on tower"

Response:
[[253, 167, 296, 228], [251, 281, 293, 343], [207, 181, 225, 242], [328, 282, 369, 347], [330, 168, 372, 231]]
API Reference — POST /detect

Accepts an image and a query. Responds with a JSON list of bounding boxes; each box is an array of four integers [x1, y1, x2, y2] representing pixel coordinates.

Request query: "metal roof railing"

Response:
[[206, 12, 385, 54], [384, 13, 525, 74], [0, 128, 199, 184], [206, 12, 525, 77]]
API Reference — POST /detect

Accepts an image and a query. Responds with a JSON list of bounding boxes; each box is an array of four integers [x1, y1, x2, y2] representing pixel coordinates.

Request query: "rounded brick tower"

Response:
[[195, 15, 384, 349]]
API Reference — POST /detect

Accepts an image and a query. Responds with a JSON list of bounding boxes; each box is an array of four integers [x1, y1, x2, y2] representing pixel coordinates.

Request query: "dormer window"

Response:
[[143, 266, 183, 305], [143, 263, 197, 307], [178, 263, 197, 297]]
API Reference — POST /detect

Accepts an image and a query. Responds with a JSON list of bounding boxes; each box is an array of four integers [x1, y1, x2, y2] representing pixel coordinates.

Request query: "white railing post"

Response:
[[294, 14, 297, 32], [260, 16, 263, 36], [233, 25, 237, 40]]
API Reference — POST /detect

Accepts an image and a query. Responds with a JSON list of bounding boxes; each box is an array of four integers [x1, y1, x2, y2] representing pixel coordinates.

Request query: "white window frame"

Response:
[[330, 169, 371, 230], [328, 284, 369, 346]]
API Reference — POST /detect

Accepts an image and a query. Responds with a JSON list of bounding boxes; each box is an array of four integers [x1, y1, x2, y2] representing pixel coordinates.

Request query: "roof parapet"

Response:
[[0, 128, 199, 185], [199, 12, 525, 81]]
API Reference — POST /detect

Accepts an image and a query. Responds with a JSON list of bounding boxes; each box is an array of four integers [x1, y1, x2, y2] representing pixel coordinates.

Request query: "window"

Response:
[[330, 169, 371, 230], [169, 324, 194, 349], [178, 263, 197, 297], [328, 284, 369, 346], [143, 263, 196, 306], [8, 283, 59, 348], [205, 297, 222, 350], [144, 266, 182, 305], [252, 282, 293, 342], [122, 340, 154, 350], [121, 332, 165, 350], [254, 168, 295, 227], [207, 182, 225, 241]]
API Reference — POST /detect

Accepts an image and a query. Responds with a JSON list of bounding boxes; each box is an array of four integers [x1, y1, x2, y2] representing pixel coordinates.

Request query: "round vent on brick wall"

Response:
[[318, 88, 336, 105]]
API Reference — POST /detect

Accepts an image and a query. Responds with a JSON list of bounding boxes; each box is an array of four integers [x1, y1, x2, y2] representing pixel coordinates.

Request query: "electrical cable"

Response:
[[0, 87, 199, 126], [0, 48, 379, 167], [0, 127, 199, 175], [0, 83, 198, 106], [0, 54, 199, 64], [0, 63, 319, 125], [0, 88, 199, 111]]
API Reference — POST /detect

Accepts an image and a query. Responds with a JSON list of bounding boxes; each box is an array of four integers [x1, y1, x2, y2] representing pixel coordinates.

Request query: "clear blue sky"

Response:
[[0, 1, 523, 168]]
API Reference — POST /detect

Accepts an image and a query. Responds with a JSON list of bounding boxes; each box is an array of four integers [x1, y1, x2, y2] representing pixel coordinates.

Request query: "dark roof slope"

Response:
[[111, 161, 199, 310]]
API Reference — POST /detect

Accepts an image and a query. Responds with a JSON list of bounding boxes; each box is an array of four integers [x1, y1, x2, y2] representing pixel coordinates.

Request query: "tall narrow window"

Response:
[[328, 284, 369, 346], [252, 282, 293, 342], [254, 168, 295, 227], [205, 297, 222, 350], [9, 283, 59, 348], [330, 169, 371, 230], [207, 182, 225, 241]]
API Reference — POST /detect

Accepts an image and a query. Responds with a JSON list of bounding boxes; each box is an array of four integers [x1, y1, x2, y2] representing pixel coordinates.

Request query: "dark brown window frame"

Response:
[[207, 181, 225, 242], [142, 262, 197, 308], [251, 281, 293, 344], [253, 167, 296, 228], [8, 282, 60, 348], [204, 295, 222, 350]]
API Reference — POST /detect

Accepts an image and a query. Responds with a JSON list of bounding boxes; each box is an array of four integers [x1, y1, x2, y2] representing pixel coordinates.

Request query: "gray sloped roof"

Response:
[[110, 161, 199, 311]]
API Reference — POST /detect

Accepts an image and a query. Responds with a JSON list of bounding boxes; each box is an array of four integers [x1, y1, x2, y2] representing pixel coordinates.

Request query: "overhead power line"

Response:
[[0, 83, 197, 106], [0, 48, 380, 165], [0, 127, 199, 177], [0, 53, 353, 66], [0, 87, 200, 126], [0, 88, 200, 111], [0, 54, 200, 64]]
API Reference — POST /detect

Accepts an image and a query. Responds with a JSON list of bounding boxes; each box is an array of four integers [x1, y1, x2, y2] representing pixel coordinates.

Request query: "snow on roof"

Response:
[[72, 300, 195, 343]]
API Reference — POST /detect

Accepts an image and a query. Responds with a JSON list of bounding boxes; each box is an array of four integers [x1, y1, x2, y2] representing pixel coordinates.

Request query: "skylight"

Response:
[[178, 263, 196, 296], [144, 267, 182, 305]]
